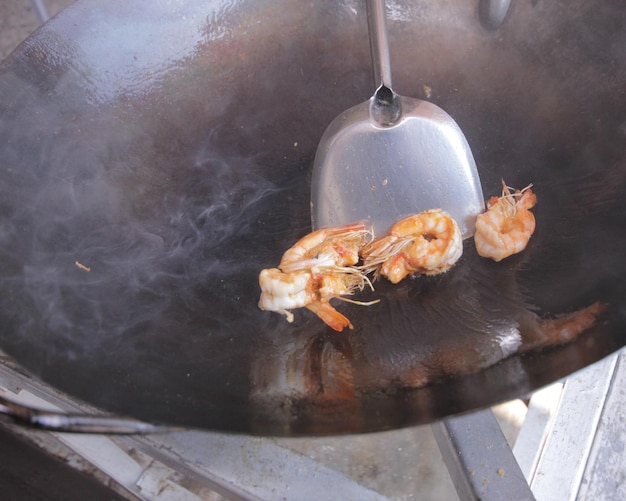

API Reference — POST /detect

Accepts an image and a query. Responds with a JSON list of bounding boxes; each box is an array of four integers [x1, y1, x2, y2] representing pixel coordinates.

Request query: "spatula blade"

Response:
[[311, 96, 484, 238]]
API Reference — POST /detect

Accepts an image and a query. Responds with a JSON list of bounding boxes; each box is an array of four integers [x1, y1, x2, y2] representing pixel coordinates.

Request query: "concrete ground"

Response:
[[0, 2, 528, 499]]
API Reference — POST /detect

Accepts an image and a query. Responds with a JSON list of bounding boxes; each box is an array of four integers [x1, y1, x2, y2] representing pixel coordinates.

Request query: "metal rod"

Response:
[[0, 394, 176, 434], [31, 0, 50, 24], [479, 0, 513, 30], [366, 0, 392, 89]]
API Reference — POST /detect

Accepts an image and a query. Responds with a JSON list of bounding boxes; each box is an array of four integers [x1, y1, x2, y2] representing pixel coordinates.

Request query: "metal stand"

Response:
[[434, 350, 625, 501], [1, 349, 624, 500]]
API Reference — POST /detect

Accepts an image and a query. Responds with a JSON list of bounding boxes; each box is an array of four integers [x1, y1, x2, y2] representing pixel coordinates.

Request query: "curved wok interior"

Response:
[[0, 0, 624, 435]]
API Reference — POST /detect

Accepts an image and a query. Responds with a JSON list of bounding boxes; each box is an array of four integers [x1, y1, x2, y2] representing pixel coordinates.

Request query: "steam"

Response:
[[1, 112, 283, 351]]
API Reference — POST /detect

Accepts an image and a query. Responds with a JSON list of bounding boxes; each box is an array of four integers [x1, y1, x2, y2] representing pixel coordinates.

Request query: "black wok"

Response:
[[0, 0, 624, 435]]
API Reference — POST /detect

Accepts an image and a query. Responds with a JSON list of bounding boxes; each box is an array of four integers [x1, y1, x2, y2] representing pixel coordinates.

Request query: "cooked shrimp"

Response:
[[258, 266, 373, 331], [474, 180, 537, 262], [259, 223, 376, 331], [279, 223, 371, 273], [360, 209, 463, 284]]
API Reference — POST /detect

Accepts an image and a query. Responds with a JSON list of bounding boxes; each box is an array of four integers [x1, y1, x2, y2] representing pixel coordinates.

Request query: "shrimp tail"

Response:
[[306, 301, 353, 332]]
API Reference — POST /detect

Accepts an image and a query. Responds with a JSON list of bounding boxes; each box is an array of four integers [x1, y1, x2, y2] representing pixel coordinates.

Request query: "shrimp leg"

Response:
[[306, 301, 353, 332]]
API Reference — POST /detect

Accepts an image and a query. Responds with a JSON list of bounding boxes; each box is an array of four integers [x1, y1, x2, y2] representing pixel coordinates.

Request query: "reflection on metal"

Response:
[[479, 0, 513, 29]]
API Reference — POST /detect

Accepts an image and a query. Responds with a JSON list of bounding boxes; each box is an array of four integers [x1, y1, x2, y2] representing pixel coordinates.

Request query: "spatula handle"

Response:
[[366, 0, 393, 90]]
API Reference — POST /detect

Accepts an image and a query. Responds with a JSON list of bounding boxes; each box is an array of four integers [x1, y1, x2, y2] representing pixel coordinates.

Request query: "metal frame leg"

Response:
[[432, 409, 535, 500]]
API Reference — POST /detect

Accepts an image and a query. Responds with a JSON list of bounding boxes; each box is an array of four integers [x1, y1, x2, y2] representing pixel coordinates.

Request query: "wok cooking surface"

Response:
[[0, 0, 624, 435]]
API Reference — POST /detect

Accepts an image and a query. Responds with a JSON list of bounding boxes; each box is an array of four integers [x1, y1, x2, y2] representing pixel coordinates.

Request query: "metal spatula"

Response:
[[311, 0, 484, 238]]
